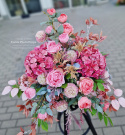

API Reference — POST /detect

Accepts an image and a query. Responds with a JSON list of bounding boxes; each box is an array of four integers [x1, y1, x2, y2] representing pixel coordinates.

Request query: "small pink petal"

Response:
[[104, 71, 109, 78], [114, 89, 123, 97], [17, 132, 23, 135], [106, 79, 113, 85], [11, 88, 19, 97], [111, 99, 120, 110], [8, 80, 16, 85], [107, 85, 111, 92], [2, 86, 12, 95], [22, 92, 28, 101], [118, 97, 125, 108]]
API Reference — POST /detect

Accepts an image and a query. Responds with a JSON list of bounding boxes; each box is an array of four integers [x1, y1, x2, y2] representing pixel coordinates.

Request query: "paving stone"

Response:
[[6, 128, 20, 135], [11, 112, 26, 119], [17, 118, 31, 126], [0, 107, 7, 113], [3, 100, 16, 107], [122, 126, 125, 134], [1, 120, 16, 128], [7, 106, 19, 112], [115, 108, 125, 116], [103, 126, 123, 135], [0, 129, 6, 135], [0, 113, 11, 120]]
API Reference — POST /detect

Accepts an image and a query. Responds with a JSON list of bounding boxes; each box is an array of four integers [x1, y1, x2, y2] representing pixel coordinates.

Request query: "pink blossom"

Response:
[[77, 77, 94, 95], [64, 83, 78, 98], [24, 88, 36, 99], [59, 33, 69, 43], [24, 44, 53, 79], [47, 8, 56, 15], [45, 26, 53, 34], [111, 99, 120, 110], [62, 23, 74, 35], [103, 102, 110, 112], [58, 14, 67, 23], [35, 31, 46, 43], [65, 50, 77, 62], [46, 68, 65, 87], [38, 112, 47, 120], [76, 47, 106, 79], [11, 88, 19, 97], [114, 89, 123, 97], [2, 86, 12, 95], [55, 100, 68, 112], [37, 73, 46, 85], [78, 97, 91, 109], [8, 80, 16, 85], [118, 97, 125, 108], [47, 41, 62, 54]]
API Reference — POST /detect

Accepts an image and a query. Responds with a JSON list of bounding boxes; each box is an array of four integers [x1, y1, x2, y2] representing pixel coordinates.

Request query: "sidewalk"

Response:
[[0, 3, 125, 135]]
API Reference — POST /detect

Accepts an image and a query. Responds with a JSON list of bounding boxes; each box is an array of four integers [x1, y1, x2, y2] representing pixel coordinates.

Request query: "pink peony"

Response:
[[77, 77, 94, 95], [45, 26, 53, 34], [46, 68, 65, 87], [59, 33, 69, 43], [24, 88, 36, 99], [76, 47, 106, 79], [38, 112, 47, 120], [78, 97, 91, 109], [47, 8, 56, 15], [47, 41, 62, 54], [103, 102, 110, 112], [24, 44, 53, 79], [64, 83, 78, 98], [65, 50, 77, 62], [55, 100, 68, 112], [62, 23, 74, 35], [35, 31, 46, 43], [58, 14, 67, 23]]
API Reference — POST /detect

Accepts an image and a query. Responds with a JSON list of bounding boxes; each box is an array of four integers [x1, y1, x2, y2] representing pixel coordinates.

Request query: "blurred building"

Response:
[[0, 0, 108, 19]]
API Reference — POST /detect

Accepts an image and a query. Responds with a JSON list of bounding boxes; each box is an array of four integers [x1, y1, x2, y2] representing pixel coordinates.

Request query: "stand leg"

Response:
[[83, 112, 97, 135], [64, 111, 68, 135]]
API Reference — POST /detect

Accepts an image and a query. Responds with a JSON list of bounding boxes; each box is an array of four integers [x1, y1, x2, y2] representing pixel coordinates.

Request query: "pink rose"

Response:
[[47, 8, 56, 15], [59, 33, 69, 43], [63, 23, 74, 35], [47, 41, 62, 54], [103, 102, 110, 112], [46, 68, 65, 87], [58, 14, 67, 23], [35, 31, 46, 43], [64, 83, 78, 98], [24, 88, 36, 99], [78, 97, 91, 109], [55, 100, 68, 112], [77, 77, 94, 95], [45, 26, 53, 34], [38, 112, 47, 120]]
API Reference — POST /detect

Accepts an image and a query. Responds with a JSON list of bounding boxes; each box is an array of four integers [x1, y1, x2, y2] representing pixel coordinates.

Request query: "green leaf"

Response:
[[97, 83, 105, 91], [61, 83, 67, 88], [38, 119, 41, 127], [17, 89, 22, 98], [32, 113, 38, 118], [40, 22, 47, 26], [68, 98, 77, 107], [57, 25, 64, 34], [12, 84, 18, 88], [108, 117, 113, 126], [104, 116, 108, 126], [41, 121, 48, 132], [98, 112, 103, 121], [95, 79, 104, 83], [65, 73, 71, 79], [70, 34, 76, 38], [54, 18, 58, 22], [91, 107, 97, 115], [46, 108, 53, 116], [93, 82, 97, 91], [55, 12, 61, 17]]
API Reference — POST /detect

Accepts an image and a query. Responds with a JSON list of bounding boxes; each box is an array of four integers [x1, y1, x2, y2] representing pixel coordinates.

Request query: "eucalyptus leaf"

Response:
[[57, 25, 64, 34], [46, 94, 51, 102], [96, 104, 103, 113], [46, 108, 53, 116], [40, 109, 46, 114], [40, 22, 47, 26], [31, 103, 37, 116]]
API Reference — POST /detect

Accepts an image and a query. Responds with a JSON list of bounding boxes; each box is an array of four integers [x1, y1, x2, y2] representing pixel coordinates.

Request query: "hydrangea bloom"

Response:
[[24, 44, 53, 79], [76, 46, 106, 79]]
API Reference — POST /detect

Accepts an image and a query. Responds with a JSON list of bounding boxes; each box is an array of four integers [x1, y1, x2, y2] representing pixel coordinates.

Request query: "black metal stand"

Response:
[[57, 105, 97, 135]]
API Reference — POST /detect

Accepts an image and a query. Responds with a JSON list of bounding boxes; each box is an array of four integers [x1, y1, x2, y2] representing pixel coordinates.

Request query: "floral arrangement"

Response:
[[2, 8, 125, 135]]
